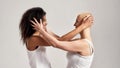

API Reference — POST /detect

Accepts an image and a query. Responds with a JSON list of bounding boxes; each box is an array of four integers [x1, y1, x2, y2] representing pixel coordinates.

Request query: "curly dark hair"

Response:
[[19, 7, 46, 44]]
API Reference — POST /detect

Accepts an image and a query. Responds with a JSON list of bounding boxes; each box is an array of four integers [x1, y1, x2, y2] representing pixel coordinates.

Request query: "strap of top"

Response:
[[83, 39, 94, 55]]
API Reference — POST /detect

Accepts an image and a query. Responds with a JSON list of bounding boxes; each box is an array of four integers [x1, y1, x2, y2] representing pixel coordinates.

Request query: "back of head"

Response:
[[19, 7, 46, 44], [78, 12, 92, 21]]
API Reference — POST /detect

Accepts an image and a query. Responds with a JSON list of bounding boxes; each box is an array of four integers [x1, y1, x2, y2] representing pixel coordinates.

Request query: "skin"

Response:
[[27, 15, 92, 51], [31, 15, 93, 56]]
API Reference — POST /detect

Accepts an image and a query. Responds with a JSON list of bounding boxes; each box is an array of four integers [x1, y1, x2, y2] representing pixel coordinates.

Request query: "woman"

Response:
[[19, 7, 92, 68], [31, 13, 94, 68], [19, 7, 51, 68]]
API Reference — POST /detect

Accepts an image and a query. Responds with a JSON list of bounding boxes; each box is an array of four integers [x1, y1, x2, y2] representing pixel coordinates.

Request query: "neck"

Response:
[[33, 27, 48, 36], [80, 28, 92, 41], [33, 31, 40, 36]]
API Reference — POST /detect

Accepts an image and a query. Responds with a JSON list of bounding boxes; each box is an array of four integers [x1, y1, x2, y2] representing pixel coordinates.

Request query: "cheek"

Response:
[[74, 23, 78, 28], [76, 22, 80, 26], [43, 21, 47, 26]]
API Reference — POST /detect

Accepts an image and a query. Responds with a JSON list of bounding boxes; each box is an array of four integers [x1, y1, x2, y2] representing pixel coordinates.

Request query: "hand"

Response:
[[30, 18, 45, 33], [81, 15, 94, 29]]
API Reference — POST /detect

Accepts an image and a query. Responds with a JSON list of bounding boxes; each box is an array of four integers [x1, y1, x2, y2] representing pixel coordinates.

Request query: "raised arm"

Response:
[[48, 24, 86, 41], [48, 15, 92, 41], [31, 16, 93, 52], [31, 20, 86, 52], [40, 28, 86, 52]]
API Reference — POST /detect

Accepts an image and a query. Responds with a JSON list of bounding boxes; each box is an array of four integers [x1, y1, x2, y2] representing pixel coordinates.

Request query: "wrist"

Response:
[[76, 24, 84, 31]]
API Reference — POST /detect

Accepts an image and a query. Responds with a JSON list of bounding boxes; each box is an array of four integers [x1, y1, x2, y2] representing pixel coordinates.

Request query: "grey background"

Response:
[[0, 0, 120, 68]]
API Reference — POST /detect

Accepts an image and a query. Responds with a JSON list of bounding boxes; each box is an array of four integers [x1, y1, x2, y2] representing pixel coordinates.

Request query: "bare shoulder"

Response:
[[26, 36, 49, 51], [76, 39, 93, 56]]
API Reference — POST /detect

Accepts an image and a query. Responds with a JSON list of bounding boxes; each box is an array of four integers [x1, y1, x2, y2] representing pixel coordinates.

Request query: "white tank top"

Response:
[[67, 39, 94, 68], [27, 46, 51, 68]]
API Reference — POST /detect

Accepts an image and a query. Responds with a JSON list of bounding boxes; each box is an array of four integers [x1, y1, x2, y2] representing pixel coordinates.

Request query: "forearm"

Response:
[[40, 30, 60, 47], [58, 24, 85, 41]]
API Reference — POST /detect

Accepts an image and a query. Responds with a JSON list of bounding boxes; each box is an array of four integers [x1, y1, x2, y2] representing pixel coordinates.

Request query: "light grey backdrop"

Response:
[[0, 0, 120, 68]]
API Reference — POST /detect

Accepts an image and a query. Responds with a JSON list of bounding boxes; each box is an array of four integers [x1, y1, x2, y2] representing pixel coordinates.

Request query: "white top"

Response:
[[27, 46, 51, 68], [67, 39, 94, 68]]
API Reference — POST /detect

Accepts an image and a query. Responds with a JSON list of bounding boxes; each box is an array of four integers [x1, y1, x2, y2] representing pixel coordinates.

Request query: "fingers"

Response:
[[81, 15, 90, 24], [83, 15, 91, 21], [87, 16, 94, 23], [30, 20, 38, 30], [39, 19, 43, 27], [33, 17, 39, 25], [30, 18, 42, 26], [39, 19, 42, 24], [84, 15, 94, 23], [30, 17, 45, 32], [30, 20, 36, 26], [81, 15, 94, 29], [32, 18, 43, 26], [30, 18, 40, 30]]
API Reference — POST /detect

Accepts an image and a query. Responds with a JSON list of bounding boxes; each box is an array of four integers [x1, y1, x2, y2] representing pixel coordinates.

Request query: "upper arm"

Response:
[[26, 36, 50, 51], [55, 39, 87, 52]]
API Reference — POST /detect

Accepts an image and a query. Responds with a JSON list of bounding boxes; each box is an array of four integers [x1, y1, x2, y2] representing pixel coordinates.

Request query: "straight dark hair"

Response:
[[19, 7, 46, 44]]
